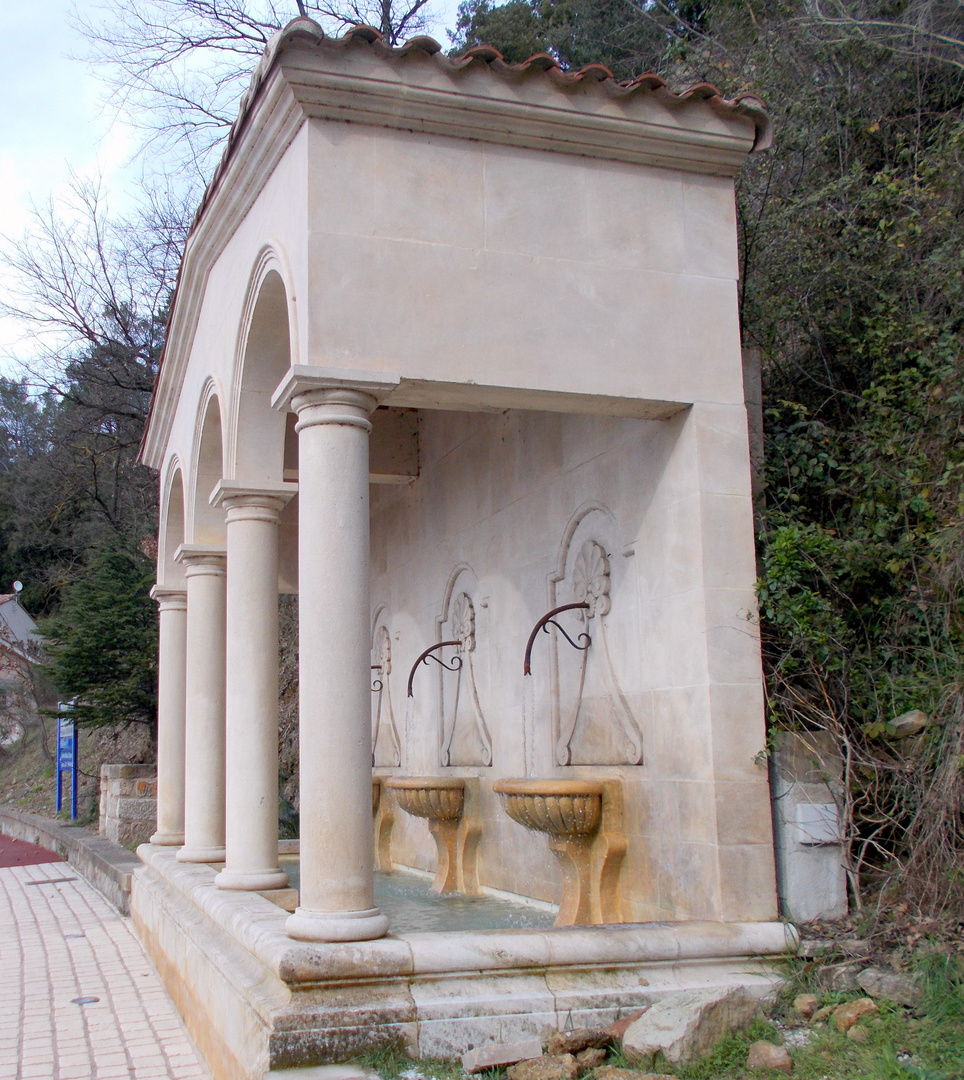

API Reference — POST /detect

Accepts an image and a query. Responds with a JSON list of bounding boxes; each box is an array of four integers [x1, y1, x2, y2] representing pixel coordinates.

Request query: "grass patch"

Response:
[[353, 1042, 464, 1080]]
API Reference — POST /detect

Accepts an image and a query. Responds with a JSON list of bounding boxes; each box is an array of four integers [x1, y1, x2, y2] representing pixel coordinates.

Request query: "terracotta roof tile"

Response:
[[201, 19, 771, 234]]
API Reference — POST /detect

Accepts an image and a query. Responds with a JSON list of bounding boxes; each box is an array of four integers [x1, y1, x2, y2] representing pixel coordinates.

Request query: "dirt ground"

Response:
[[0, 717, 154, 822]]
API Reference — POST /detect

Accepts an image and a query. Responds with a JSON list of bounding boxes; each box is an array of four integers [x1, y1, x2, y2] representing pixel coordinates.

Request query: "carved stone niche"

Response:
[[549, 505, 643, 766], [437, 566, 492, 768], [371, 608, 401, 768]]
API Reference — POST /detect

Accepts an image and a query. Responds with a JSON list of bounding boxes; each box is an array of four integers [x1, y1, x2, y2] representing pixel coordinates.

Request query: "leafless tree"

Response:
[[805, 0, 964, 73], [73, 0, 436, 184]]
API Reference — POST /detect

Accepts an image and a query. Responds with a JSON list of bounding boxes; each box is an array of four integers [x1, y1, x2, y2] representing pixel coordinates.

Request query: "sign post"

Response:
[[56, 706, 78, 820]]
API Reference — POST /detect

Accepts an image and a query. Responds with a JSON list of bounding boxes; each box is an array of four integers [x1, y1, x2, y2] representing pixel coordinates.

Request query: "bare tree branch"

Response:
[[71, 0, 436, 180]]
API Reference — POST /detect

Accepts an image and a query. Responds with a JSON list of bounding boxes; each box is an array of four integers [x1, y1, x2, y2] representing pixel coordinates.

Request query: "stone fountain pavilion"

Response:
[[136, 19, 795, 1080]]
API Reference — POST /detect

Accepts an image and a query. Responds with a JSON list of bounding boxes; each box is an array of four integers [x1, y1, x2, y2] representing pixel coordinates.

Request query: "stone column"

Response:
[[174, 545, 228, 863], [149, 587, 187, 846], [212, 482, 296, 892], [272, 367, 398, 942]]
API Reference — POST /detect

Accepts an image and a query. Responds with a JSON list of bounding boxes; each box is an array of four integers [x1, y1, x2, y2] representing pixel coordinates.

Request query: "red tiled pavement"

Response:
[[0, 833, 64, 868]]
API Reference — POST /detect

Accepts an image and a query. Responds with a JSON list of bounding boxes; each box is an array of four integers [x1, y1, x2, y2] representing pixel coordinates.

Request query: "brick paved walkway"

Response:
[[0, 860, 212, 1080]]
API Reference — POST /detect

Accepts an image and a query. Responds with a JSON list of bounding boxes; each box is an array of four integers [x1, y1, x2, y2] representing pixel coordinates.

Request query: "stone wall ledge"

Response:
[[137, 843, 798, 989], [1, 806, 142, 914]]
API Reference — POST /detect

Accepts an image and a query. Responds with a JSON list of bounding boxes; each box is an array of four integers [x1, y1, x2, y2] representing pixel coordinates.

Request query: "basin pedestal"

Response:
[[494, 779, 626, 927], [386, 778, 479, 894], [371, 777, 396, 872]]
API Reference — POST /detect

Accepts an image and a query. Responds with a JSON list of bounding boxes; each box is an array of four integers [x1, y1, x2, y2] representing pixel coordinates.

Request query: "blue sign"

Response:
[[56, 708, 78, 820]]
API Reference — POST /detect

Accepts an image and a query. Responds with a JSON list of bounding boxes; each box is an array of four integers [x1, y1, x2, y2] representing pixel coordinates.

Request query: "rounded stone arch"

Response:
[[549, 501, 618, 597], [229, 248, 297, 482], [189, 378, 227, 544], [158, 456, 187, 587]]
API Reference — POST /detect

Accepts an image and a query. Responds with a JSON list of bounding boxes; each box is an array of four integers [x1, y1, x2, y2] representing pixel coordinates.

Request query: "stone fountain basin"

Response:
[[493, 779, 603, 837], [385, 777, 465, 821]]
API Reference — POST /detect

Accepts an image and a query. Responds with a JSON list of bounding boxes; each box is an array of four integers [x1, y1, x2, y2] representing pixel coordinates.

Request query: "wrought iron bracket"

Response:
[[371, 665, 383, 693], [523, 602, 591, 676], [407, 640, 463, 698]]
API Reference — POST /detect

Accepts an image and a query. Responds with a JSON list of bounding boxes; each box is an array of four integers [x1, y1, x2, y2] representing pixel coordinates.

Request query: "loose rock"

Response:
[[463, 1039, 545, 1073], [857, 967, 924, 1008], [833, 998, 879, 1033], [810, 1005, 834, 1024], [575, 1048, 607, 1071], [847, 1025, 870, 1043], [746, 1040, 793, 1073], [817, 964, 862, 992], [621, 987, 760, 1067], [839, 939, 872, 958], [508, 1055, 580, 1080], [793, 994, 819, 1020], [890, 709, 929, 738], [547, 1029, 610, 1056], [605, 1010, 647, 1041]]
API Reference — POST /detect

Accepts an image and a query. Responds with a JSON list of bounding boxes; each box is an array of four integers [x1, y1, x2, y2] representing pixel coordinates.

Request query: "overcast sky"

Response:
[[0, 0, 462, 368]]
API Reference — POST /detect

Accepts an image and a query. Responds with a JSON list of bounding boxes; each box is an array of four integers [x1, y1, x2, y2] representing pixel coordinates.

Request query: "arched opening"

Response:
[[159, 463, 186, 586], [234, 268, 291, 481], [192, 391, 226, 544]]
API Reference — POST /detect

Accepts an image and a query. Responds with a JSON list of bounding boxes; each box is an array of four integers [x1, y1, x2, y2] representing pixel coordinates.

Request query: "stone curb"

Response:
[[0, 805, 140, 914]]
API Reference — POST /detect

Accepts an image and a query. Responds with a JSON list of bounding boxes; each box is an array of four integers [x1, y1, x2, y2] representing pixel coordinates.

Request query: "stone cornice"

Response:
[[141, 21, 765, 469]]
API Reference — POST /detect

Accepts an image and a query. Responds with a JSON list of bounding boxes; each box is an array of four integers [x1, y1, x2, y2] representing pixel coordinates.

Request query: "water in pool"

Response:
[[280, 860, 556, 933]]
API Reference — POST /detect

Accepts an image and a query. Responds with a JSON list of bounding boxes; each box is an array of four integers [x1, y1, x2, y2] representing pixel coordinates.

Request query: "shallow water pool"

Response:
[[280, 860, 556, 933]]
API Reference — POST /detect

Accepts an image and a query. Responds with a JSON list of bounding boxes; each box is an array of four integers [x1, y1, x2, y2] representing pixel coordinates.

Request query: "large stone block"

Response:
[[621, 988, 760, 1066]]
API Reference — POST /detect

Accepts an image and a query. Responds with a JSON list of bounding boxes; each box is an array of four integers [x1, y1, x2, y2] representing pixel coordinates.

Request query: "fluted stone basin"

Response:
[[385, 778, 466, 893], [386, 777, 464, 822], [493, 778, 608, 927], [492, 779, 603, 837]]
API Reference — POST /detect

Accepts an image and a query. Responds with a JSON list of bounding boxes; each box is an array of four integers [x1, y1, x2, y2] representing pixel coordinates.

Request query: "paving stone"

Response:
[[0, 860, 212, 1079]]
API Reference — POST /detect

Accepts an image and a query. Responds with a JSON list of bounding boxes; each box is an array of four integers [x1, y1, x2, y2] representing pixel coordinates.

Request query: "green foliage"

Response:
[[40, 537, 157, 734], [455, 0, 964, 911]]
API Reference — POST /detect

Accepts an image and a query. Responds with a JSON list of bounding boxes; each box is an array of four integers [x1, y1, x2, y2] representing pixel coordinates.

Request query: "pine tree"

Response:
[[40, 538, 157, 736]]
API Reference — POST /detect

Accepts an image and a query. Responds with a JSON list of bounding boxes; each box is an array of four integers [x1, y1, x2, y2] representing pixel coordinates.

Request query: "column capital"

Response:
[[174, 544, 227, 575], [149, 585, 187, 611], [210, 480, 297, 522], [271, 365, 400, 414]]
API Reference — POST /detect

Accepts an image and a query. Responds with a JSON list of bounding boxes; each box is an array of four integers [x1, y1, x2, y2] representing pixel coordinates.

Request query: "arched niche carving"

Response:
[[189, 380, 226, 544], [371, 604, 401, 768], [549, 503, 643, 766], [230, 255, 295, 482], [158, 458, 186, 587], [437, 565, 492, 768]]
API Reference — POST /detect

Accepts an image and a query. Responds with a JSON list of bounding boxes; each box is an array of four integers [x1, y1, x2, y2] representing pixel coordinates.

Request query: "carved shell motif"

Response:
[[572, 540, 611, 617], [451, 592, 476, 652]]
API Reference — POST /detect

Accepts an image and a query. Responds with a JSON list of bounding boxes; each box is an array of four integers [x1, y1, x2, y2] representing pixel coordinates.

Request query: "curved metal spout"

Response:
[[523, 602, 590, 676], [407, 640, 463, 698]]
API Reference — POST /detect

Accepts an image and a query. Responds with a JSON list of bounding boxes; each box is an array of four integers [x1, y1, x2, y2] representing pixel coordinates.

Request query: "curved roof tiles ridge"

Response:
[[211, 17, 771, 218]]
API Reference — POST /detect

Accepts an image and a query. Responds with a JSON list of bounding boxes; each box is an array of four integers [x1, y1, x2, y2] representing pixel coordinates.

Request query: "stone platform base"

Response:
[[132, 845, 797, 1080]]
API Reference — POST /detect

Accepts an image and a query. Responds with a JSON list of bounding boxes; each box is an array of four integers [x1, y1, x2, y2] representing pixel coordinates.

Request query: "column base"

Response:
[[177, 845, 226, 863], [286, 905, 390, 942], [150, 830, 185, 847], [215, 867, 289, 891]]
